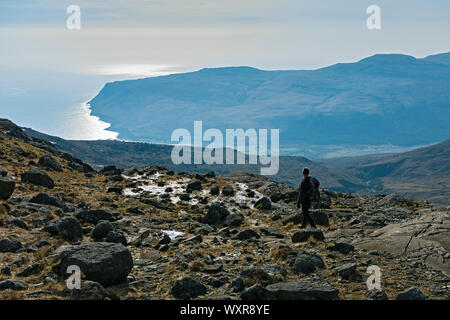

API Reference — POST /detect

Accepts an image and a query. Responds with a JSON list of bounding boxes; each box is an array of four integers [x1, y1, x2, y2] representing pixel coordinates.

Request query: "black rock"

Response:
[[231, 277, 245, 292], [17, 262, 43, 277], [75, 209, 116, 224], [0, 279, 28, 291], [38, 155, 62, 171], [0, 238, 22, 253], [203, 204, 230, 225], [210, 186, 220, 195], [29, 193, 72, 212], [21, 168, 54, 188], [221, 186, 235, 196], [286, 251, 325, 275], [328, 242, 355, 255], [292, 228, 324, 243], [255, 197, 272, 210], [365, 289, 389, 300], [92, 220, 114, 240], [7, 218, 28, 230], [107, 186, 123, 194], [44, 216, 83, 241], [106, 231, 128, 246], [223, 213, 244, 227], [241, 284, 267, 300], [265, 280, 339, 300], [171, 277, 207, 299], [57, 242, 133, 287], [335, 263, 362, 282], [260, 227, 284, 239], [186, 179, 202, 193], [232, 229, 260, 240], [395, 287, 426, 300], [0, 175, 15, 200]]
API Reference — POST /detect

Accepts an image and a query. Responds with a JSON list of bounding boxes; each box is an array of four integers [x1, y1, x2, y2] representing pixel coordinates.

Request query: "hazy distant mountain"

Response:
[[423, 52, 450, 65], [88, 52, 450, 150]]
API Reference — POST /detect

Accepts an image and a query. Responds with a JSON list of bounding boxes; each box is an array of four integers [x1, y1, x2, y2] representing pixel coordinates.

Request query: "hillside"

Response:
[[23, 127, 367, 193], [88, 53, 450, 150], [0, 118, 449, 301]]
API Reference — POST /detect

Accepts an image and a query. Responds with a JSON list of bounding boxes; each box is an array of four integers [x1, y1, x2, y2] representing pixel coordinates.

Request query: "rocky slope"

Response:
[[0, 120, 448, 300]]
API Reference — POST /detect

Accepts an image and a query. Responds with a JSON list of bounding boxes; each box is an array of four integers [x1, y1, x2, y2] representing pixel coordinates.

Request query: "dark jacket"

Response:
[[296, 176, 313, 208]]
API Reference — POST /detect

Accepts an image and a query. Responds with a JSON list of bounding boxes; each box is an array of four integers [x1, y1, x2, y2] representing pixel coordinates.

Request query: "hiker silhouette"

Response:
[[296, 167, 317, 228]]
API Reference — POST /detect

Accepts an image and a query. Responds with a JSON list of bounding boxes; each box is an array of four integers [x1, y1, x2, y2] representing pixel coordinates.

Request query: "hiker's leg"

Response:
[[301, 203, 308, 228], [304, 203, 316, 228]]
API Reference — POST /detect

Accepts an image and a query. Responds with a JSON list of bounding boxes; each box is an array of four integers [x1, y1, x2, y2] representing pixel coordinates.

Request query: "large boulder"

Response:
[[21, 168, 54, 188], [0, 279, 28, 291], [223, 213, 244, 227], [0, 175, 15, 200], [75, 209, 116, 224], [44, 217, 83, 241], [285, 251, 325, 275], [395, 287, 426, 300], [203, 204, 230, 225], [171, 277, 207, 299], [292, 228, 324, 243], [255, 197, 272, 210], [186, 179, 202, 193], [29, 193, 72, 212], [335, 263, 362, 282], [265, 280, 339, 300], [38, 155, 62, 172], [0, 238, 22, 253], [57, 242, 133, 287]]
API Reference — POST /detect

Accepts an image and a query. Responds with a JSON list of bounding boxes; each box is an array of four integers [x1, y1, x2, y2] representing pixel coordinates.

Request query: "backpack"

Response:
[[309, 177, 321, 203]]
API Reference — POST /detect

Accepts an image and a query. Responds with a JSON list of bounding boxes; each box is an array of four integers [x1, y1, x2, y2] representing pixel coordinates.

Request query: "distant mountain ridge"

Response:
[[88, 52, 450, 150]]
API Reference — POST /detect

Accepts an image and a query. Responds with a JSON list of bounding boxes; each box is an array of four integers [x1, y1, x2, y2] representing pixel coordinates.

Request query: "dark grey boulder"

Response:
[[21, 168, 54, 188], [0, 238, 22, 253], [171, 277, 207, 299], [232, 229, 260, 240], [0, 175, 15, 200], [328, 242, 355, 255], [203, 204, 230, 225], [7, 218, 28, 230], [241, 283, 267, 300], [44, 216, 83, 241], [365, 289, 388, 300], [335, 263, 362, 282], [223, 213, 244, 227], [38, 155, 62, 172], [75, 209, 116, 224], [210, 186, 220, 195], [186, 179, 202, 193], [57, 242, 133, 287], [17, 262, 43, 277], [0, 279, 28, 291], [106, 231, 128, 246], [260, 227, 284, 239], [29, 193, 72, 212], [107, 186, 123, 194], [265, 280, 339, 300], [92, 220, 114, 240], [396, 287, 426, 300], [286, 251, 325, 275], [255, 197, 272, 210], [64, 280, 110, 300], [221, 186, 234, 196], [310, 210, 329, 227], [292, 228, 324, 243], [231, 277, 245, 292]]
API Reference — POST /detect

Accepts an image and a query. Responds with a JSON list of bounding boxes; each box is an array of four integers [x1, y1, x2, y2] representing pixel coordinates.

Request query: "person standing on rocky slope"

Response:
[[296, 167, 317, 228]]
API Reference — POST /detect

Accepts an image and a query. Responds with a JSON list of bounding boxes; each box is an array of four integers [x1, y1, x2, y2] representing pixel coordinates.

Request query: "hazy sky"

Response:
[[1, 0, 449, 139]]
